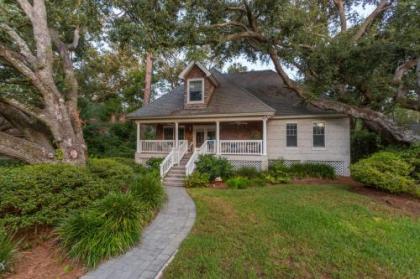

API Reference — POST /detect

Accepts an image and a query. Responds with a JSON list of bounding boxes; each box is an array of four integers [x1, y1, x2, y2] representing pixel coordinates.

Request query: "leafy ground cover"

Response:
[[164, 185, 420, 279]]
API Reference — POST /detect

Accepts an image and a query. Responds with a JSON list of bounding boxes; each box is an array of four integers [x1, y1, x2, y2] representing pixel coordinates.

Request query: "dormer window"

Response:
[[188, 78, 204, 103]]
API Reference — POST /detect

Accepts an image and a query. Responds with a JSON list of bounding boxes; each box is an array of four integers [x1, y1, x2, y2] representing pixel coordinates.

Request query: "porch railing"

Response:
[[139, 140, 174, 153], [219, 140, 263, 155]]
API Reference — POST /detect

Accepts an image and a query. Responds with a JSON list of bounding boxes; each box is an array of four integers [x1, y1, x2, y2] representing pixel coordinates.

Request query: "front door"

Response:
[[194, 126, 216, 148]]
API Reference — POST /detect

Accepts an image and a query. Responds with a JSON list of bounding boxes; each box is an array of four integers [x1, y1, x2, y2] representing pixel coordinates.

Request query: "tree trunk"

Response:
[[144, 52, 153, 105]]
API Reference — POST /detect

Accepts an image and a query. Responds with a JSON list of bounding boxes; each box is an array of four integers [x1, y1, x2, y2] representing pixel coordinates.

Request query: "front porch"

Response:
[[135, 118, 269, 175]]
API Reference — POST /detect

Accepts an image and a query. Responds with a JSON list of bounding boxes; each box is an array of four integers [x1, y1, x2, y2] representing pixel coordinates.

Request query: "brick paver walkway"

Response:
[[82, 186, 196, 279]]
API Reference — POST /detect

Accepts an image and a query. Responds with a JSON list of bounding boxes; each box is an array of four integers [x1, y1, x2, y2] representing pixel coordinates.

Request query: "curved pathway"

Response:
[[82, 186, 196, 279]]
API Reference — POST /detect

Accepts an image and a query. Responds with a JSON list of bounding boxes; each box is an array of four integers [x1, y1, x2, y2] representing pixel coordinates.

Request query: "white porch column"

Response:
[[137, 122, 141, 153], [175, 122, 179, 148], [262, 117, 267, 155], [216, 120, 220, 155]]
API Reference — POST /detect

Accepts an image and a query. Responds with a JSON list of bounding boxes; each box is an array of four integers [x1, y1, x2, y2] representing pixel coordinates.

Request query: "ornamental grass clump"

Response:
[[58, 192, 151, 267], [130, 173, 165, 209], [184, 172, 210, 188], [0, 226, 16, 274]]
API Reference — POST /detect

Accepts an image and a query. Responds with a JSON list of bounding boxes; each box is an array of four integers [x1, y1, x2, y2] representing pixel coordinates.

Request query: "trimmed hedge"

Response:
[[0, 164, 113, 231], [351, 151, 418, 197], [87, 158, 134, 189], [58, 192, 152, 267]]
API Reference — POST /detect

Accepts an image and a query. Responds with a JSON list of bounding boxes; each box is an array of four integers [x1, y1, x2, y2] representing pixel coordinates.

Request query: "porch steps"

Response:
[[163, 152, 192, 187]]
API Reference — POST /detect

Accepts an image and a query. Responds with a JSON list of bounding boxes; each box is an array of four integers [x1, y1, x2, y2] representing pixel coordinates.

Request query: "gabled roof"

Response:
[[127, 69, 336, 120], [178, 61, 212, 80]]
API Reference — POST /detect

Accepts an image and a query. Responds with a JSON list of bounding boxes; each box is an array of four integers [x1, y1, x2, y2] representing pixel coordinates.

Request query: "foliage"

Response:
[[185, 172, 210, 188], [195, 155, 234, 181], [267, 161, 291, 184], [165, 186, 420, 278], [399, 144, 420, 181], [146, 158, 164, 171], [235, 167, 261, 179], [0, 226, 15, 274], [83, 122, 136, 159], [130, 173, 165, 209], [351, 129, 383, 163], [226, 177, 251, 189], [0, 159, 25, 169], [58, 192, 151, 267], [110, 157, 148, 174], [87, 158, 134, 189], [288, 163, 336, 179], [351, 152, 418, 197], [0, 164, 113, 231]]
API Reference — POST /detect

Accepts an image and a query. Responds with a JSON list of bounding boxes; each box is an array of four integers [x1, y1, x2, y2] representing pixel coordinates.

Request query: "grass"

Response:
[[164, 185, 420, 279]]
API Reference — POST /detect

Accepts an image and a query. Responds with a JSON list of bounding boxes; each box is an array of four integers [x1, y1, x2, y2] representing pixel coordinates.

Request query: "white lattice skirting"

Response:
[[273, 160, 346, 176], [229, 160, 263, 171]]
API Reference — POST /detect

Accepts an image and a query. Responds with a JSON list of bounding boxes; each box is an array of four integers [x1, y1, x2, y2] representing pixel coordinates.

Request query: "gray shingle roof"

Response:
[[127, 69, 334, 119]]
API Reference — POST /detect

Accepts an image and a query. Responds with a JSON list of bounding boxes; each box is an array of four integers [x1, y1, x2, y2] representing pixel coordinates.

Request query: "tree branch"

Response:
[[333, 0, 347, 32], [67, 26, 80, 50], [352, 0, 392, 42], [393, 58, 417, 84], [209, 21, 248, 31], [0, 23, 37, 67], [16, 0, 33, 21], [0, 98, 47, 123]]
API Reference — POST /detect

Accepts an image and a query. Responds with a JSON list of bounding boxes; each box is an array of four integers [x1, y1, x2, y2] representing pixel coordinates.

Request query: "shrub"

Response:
[[109, 157, 148, 175], [235, 167, 261, 179], [130, 173, 165, 209], [226, 177, 251, 189], [58, 192, 150, 267], [195, 155, 234, 181], [288, 163, 336, 179], [0, 226, 15, 274], [185, 172, 210, 188], [0, 164, 112, 231], [87, 158, 134, 189], [399, 144, 420, 181], [146, 158, 164, 171], [0, 159, 25, 168], [351, 129, 383, 163], [351, 151, 418, 197], [267, 161, 291, 184], [249, 177, 267, 187]]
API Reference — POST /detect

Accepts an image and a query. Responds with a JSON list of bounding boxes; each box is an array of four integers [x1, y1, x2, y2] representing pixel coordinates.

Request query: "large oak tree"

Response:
[[0, 0, 103, 164]]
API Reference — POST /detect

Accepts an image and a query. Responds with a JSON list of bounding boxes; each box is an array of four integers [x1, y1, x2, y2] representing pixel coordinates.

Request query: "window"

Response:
[[163, 127, 174, 140], [313, 122, 325, 148], [188, 79, 204, 103], [286, 123, 297, 147], [178, 126, 185, 140]]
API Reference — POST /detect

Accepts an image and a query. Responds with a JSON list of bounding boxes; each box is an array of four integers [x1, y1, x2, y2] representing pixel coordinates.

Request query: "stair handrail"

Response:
[[177, 140, 188, 165], [160, 147, 176, 178], [185, 140, 209, 176]]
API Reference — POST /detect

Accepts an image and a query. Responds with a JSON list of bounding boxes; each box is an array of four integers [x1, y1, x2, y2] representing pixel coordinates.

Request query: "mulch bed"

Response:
[[4, 229, 85, 279]]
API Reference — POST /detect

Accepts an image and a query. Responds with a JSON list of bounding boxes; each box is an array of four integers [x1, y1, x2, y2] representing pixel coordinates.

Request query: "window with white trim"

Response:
[[188, 79, 204, 103], [313, 122, 325, 148], [286, 123, 297, 147]]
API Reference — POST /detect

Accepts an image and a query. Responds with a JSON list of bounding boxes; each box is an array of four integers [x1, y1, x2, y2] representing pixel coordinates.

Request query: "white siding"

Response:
[[267, 117, 351, 176]]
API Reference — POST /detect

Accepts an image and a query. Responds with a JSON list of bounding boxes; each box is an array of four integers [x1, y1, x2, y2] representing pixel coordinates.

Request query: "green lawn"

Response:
[[164, 185, 420, 279]]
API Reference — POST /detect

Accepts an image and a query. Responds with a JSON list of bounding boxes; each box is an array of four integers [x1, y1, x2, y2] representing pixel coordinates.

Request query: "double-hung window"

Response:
[[313, 122, 325, 148], [188, 79, 204, 103], [286, 123, 297, 147]]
